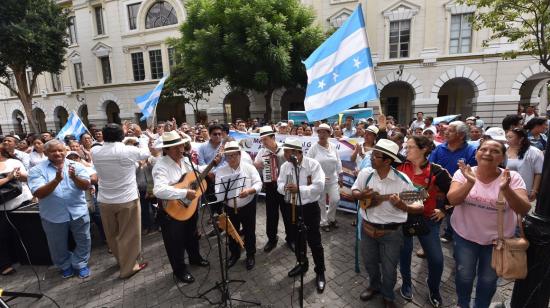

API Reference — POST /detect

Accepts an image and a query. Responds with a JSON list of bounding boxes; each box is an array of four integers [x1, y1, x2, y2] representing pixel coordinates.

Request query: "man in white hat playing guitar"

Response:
[[152, 131, 210, 284]]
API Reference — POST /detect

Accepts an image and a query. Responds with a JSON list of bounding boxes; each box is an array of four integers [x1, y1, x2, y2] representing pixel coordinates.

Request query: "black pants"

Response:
[[290, 202, 325, 274], [158, 208, 201, 276], [0, 212, 15, 272], [225, 198, 256, 258], [265, 183, 294, 244]]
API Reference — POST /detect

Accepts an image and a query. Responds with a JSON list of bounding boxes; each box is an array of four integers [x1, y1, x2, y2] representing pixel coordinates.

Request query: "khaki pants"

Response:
[[99, 199, 141, 278]]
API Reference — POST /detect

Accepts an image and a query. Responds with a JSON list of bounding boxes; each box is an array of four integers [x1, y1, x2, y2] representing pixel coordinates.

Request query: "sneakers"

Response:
[[78, 266, 90, 279], [61, 267, 74, 279], [440, 234, 452, 243], [426, 278, 442, 307], [399, 284, 413, 301]]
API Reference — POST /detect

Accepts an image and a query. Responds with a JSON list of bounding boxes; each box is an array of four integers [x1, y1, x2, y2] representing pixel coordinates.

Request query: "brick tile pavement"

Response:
[[2, 199, 513, 307]]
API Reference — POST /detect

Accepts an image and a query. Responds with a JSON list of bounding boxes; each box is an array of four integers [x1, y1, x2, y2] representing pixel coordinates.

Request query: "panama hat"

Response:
[[259, 125, 275, 138], [365, 125, 379, 135], [316, 123, 332, 133], [371, 139, 402, 163], [159, 131, 190, 148], [484, 127, 506, 142], [223, 141, 241, 154], [281, 138, 303, 151]]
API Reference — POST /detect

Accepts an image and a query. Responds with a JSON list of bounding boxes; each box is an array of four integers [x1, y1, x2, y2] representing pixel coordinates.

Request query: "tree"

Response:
[[171, 0, 325, 121], [0, 0, 69, 133], [163, 61, 217, 123], [460, 0, 550, 71]]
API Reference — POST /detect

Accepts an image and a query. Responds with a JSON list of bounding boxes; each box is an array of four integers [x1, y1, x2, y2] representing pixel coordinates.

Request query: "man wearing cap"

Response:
[[2, 135, 30, 170], [215, 141, 262, 270], [91, 124, 151, 278], [351, 139, 423, 307], [152, 131, 210, 283], [352, 125, 379, 170], [278, 122, 290, 135], [254, 126, 295, 252], [307, 123, 342, 231], [277, 138, 327, 293], [28, 139, 92, 279]]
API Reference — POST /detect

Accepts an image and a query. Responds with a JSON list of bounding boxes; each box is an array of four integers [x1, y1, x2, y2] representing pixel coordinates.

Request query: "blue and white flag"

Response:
[[134, 75, 168, 121], [303, 4, 378, 121], [56, 111, 88, 140], [434, 114, 460, 125]]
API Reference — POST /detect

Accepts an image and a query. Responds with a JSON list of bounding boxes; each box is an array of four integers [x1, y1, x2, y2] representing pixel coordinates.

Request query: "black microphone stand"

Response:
[[0, 290, 42, 308], [291, 156, 306, 308]]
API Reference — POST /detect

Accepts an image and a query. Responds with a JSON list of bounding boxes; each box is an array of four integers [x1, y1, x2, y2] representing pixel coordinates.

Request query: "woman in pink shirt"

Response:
[[447, 139, 530, 308]]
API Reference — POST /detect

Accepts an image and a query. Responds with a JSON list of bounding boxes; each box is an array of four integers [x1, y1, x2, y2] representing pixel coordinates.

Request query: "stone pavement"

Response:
[[3, 198, 513, 307]]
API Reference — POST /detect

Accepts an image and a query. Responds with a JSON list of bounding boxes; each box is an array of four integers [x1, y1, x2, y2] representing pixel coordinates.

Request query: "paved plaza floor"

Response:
[[3, 198, 513, 307]]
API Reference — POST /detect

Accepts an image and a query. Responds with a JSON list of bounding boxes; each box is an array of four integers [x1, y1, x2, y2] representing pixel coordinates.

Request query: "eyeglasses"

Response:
[[211, 133, 222, 136]]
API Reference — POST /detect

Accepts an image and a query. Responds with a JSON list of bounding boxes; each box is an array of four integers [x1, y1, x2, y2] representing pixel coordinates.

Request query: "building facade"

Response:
[[1, 0, 549, 135]]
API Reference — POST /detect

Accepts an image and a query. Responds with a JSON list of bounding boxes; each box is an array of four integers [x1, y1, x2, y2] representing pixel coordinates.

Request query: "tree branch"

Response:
[[0, 79, 19, 98]]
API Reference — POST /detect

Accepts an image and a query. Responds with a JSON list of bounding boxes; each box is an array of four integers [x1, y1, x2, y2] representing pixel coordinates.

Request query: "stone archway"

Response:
[[380, 81, 415, 124], [54, 106, 69, 131], [512, 63, 550, 113], [223, 91, 251, 123], [431, 66, 487, 99], [280, 88, 306, 120], [12, 110, 25, 135], [78, 104, 90, 127], [32, 108, 48, 132], [105, 100, 121, 124]]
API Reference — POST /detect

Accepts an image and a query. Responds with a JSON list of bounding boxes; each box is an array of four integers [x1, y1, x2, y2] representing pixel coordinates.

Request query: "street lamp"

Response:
[[511, 140, 550, 307]]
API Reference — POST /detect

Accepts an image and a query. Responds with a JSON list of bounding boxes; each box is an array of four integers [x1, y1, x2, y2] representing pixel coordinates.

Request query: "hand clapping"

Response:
[[458, 160, 475, 183]]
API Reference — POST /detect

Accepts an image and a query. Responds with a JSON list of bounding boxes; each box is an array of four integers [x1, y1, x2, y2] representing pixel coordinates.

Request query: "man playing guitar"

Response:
[[152, 131, 210, 283]]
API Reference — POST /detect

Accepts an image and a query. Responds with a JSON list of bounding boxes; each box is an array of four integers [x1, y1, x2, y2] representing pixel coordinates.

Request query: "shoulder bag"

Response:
[[0, 173, 23, 204]]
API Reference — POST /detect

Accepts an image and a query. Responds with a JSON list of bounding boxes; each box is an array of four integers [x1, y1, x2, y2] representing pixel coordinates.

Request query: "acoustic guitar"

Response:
[[359, 189, 428, 210], [164, 156, 218, 221]]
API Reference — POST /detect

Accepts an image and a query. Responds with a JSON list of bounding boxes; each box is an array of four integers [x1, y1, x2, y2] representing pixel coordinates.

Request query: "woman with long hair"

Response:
[[0, 143, 33, 275], [397, 135, 452, 307], [505, 128, 543, 201], [447, 139, 531, 308]]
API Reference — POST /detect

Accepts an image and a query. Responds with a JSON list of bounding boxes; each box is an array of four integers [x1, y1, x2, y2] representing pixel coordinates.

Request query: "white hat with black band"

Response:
[[281, 138, 303, 151], [223, 141, 241, 154], [259, 125, 275, 138], [159, 131, 190, 148], [371, 139, 402, 163]]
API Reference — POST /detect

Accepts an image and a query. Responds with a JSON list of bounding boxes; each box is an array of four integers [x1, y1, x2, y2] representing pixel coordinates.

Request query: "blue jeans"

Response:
[[400, 218, 444, 294], [453, 233, 498, 308], [361, 226, 404, 301], [41, 215, 91, 271]]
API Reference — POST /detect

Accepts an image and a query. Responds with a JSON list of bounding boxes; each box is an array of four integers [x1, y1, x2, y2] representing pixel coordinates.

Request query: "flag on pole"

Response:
[[134, 75, 168, 121], [303, 4, 378, 121], [56, 111, 88, 140]]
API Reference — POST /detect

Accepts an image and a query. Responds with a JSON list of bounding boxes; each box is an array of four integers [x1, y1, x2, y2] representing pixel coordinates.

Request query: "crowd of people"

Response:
[[0, 106, 548, 308]]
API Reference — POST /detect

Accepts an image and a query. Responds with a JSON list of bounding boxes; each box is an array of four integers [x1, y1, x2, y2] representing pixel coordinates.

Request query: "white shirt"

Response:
[[152, 155, 197, 201], [29, 151, 47, 168], [307, 142, 342, 184], [351, 168, 418, 224], [92, 142, 150, 203], [254, 144, 286, 183], [0, 158, 33, 211], [277, 156, 325, 205], [215, 161, 262, 208], [241, 150, 253, 166], [14, 149, 30, 171]]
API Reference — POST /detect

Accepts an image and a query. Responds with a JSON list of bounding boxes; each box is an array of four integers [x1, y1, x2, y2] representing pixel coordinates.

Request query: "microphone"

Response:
[[290, 154, 298, 166]]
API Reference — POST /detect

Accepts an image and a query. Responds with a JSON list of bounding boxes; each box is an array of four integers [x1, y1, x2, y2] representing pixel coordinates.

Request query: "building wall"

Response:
[[0, 0, 548, 134]]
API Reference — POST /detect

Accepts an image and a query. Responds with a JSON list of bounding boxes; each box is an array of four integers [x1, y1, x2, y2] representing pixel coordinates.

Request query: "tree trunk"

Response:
[[264, 88, 273, 122], [13, 69, 38, 133]]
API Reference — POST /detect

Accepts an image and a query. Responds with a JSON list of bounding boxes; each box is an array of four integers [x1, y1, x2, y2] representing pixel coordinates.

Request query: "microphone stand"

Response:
[[291, 156, 306, 308]]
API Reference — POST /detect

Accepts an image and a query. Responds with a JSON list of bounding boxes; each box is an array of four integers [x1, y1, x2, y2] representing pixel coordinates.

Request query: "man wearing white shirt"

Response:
[[410, 112, 425, 132], [152, 131, 210, 284], [215, 141, 262, 270], [277, 138, 327, 293], [351, 139, 423, 307], [3, 135, 30, 170], [91, 124, 150, 279]]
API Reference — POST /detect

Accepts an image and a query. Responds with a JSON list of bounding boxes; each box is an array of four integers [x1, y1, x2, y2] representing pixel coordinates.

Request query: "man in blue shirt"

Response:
[[429, 121, 477, 243], [28, 139, 91, 279]]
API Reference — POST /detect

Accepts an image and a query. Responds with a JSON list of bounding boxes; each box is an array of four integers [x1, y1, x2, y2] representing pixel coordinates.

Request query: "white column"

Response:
[[539, 81, 548, 116]]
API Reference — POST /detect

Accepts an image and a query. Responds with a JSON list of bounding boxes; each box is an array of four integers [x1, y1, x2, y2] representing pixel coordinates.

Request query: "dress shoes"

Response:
[[227, 254, 240, 268], [286, 241, 295, 252], [176, 271, 195, 284], [315, 272, 326, 293], [288, 263, 308, 277], [190, 258, 210, 267], [245, 256, 255, 270], [263, 241, 277, 253], [359, 288, 379, 301], [383, 299, 397, 308]]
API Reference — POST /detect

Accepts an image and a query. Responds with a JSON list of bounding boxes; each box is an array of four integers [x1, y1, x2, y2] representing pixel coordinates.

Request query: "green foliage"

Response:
[[459, 0, 550, 70], [169, 0, 325, 118]]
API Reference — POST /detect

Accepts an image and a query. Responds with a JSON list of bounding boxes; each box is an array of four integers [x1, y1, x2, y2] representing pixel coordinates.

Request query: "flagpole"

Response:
[[361, 1, 383, 116]]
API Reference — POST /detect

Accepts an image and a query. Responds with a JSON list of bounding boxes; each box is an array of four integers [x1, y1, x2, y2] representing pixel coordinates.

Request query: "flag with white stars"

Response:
[[303, 4, 378, 121]]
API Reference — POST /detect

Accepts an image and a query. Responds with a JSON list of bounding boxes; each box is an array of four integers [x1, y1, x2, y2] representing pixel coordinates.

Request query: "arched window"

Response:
[[145, 1, 177, 29]]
